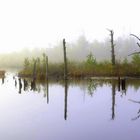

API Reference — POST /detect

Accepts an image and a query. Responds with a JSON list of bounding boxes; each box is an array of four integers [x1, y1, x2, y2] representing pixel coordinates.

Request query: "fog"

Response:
[[0, 35, 139, 69]]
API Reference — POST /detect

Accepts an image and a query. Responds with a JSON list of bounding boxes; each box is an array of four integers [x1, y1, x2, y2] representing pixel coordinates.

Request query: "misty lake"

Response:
[[0, 72, 140, 140]]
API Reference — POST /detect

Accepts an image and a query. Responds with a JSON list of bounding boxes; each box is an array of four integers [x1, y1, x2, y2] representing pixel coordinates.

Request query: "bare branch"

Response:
[[106, 28, 112, 32], [128, 51, 140, 56], [130, 34, 140, 42], [107, 29, 114, 34], [137, 42, 140, 47]]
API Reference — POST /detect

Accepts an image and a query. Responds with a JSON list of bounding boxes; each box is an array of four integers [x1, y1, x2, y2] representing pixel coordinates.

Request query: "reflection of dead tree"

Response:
[[64, 79, 68, 120], [129, 99, 140, 104], [132, 109, 140, 121], [129, 99, 140, 120], [129, 34, 140, 56], [111, 81, 116, 120], [18, 78, 22, 93]]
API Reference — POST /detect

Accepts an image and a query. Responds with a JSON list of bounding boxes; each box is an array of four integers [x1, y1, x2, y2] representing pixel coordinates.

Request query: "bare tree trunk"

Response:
[[46, 55, 49, 104], [46, 55, 48, 80], [63, 38, 68, 120], [108, 29, 116, 65], [63, 39, 68, 80]]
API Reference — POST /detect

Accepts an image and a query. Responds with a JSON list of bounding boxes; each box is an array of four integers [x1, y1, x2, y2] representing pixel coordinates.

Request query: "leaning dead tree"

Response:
[[107, 29, 116, 65], [129, 34, 140, 56]]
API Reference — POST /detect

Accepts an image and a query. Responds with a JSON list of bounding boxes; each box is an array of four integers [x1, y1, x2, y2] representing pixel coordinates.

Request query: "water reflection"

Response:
[[129, 99, 140, 120], [87, 79, 97, 96], [43, 79, 49, 104], [64, 79, 68, 120], [0, 73, 140, 140], [111, 80, 116, 120], [2, 77, 4, 84], [19, 78, 140, 121], [15, 79, 17, 87], [31, 80, 36, 91], [18, 78, 22, 94], [1, 73, 140, 122], [23, 79, 28, 91]]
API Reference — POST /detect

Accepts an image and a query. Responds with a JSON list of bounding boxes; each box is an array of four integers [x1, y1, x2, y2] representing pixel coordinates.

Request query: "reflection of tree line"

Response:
[[127, 79, 140, 91], [111, 78, 140, 121], [17, 78, 140, 121], [13, 76, 68, 120], [15, 77, 50, 103], [111, 79, 127, 120], [2, 76, 140, 121], [16, 78, 140, 121], [87, 79, 98, 96], [87, 78, 127, 120]]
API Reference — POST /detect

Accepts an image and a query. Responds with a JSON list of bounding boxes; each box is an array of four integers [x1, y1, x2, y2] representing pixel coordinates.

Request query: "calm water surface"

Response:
[[0, 73, 140, 140]]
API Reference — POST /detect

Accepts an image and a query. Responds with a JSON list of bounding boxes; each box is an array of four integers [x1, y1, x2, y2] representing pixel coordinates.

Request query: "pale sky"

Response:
[[0, 0, 140, 53]]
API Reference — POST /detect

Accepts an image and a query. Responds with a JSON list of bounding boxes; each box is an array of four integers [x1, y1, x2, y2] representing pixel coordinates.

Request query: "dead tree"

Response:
[[46, 55, 49, 104], [46, 55, 48, 80], [129, 34, 140, 56], [130, 34, 140, 44], [63, 39, 68, 80], [107, 29, 116, 65], [63, 38, 68, 119]]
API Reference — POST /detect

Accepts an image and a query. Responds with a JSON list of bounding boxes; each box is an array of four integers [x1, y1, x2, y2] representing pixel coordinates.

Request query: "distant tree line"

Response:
[[0, 34, 139, 70]]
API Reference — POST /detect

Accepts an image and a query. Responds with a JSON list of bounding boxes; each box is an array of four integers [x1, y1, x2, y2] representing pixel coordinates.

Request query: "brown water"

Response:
[[0, 72, 140, 140]]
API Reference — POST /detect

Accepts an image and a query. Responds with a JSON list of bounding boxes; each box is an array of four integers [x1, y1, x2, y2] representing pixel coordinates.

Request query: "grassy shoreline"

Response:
[[18, 53, 140, 80]]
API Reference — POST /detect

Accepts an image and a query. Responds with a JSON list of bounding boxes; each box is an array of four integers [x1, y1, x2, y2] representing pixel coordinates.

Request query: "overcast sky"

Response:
[[0, 0, 140, 53]]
